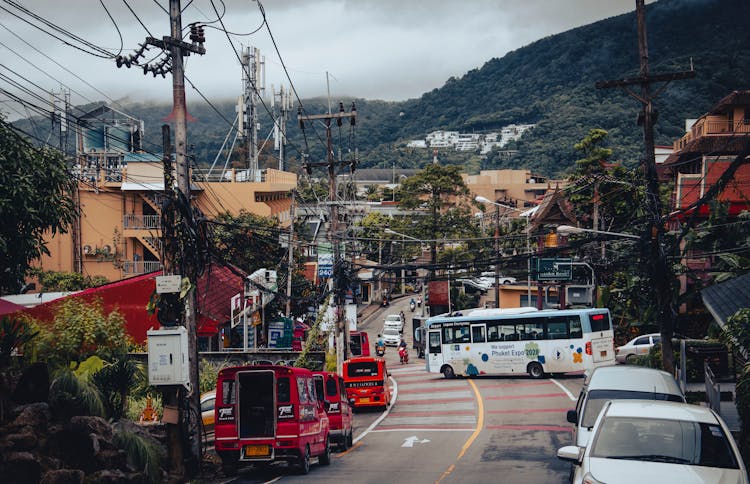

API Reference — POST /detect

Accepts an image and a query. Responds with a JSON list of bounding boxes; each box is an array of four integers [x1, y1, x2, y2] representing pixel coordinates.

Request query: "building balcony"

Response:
[[122, 260, 162, 275], [674, 119, 750, 151], [124, 214, 161, 230]]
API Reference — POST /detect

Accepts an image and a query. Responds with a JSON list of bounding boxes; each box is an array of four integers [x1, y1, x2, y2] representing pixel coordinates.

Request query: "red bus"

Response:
[[342, 357, 391, 410]]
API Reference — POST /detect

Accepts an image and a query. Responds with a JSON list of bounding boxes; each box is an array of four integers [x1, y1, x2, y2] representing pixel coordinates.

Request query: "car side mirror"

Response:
[[566, 410, 577, 424], [557, 445, 584, 464]]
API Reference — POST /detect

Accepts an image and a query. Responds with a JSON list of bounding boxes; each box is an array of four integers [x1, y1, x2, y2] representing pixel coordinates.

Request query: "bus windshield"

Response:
[[346, 361, 380, 378]]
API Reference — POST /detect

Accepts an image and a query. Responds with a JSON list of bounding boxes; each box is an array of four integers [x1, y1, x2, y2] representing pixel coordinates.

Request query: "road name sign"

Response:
[[534, 257, 573, 281]]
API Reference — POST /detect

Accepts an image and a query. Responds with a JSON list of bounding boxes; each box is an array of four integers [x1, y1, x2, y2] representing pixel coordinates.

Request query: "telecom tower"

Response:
[[240, 46, 264, 179], [272, 85, 293, 171]]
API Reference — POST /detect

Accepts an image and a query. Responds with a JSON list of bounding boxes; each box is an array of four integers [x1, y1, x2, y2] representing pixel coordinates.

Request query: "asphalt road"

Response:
[[219, 298, 586, 483]]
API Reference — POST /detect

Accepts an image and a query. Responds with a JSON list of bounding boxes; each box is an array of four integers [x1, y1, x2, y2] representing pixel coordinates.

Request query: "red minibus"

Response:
[[349, 331, 371, 357], [213, 365, 331, 475], [313, 371, 354, 449], [342, 357, 391, 410]]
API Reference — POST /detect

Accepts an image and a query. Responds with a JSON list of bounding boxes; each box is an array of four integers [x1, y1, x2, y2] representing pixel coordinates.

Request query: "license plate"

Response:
[[244, 445, 270, 457], [360, 397, 370, 404]]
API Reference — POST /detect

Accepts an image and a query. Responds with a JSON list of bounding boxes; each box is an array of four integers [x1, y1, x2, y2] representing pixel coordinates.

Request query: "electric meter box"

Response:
[[147, 327, 190, 389]]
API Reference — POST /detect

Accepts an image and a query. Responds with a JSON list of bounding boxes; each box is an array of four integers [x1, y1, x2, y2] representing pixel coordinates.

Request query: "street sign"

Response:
[[318, 252, 334, 278], [535, 258, 573, 281], [155, 275, 181, 294]]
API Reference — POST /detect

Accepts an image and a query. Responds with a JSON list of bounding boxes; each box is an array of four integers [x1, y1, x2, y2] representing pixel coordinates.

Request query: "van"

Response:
[[566, 365, 686, 448], [313, 371, 354, 449], [213, 365, 331, 475], [342, 357, 391, 410], [349, 331, 371, 357]]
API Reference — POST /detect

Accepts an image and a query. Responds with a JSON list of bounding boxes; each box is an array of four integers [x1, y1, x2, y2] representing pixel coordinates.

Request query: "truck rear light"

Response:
[[585, 342, 592, 355]]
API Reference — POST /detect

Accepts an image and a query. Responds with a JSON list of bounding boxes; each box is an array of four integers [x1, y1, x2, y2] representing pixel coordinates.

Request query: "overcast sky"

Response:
[[0, 0, 647, 119]]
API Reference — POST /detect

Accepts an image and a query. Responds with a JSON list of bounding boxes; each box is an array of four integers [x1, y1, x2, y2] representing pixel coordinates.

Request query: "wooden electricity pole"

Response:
[[596, 0, 694, 373], [297, 104, 357, 369]]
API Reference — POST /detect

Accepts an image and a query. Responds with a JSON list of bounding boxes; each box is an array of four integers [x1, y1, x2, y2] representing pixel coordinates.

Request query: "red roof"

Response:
[[0, 298, 26, 316], [21, 264, 248, 344]]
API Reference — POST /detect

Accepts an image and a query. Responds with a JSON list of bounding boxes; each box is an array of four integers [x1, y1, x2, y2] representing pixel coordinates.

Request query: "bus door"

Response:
[[427, 329, 442, 372], [468, 324, 487, 374]]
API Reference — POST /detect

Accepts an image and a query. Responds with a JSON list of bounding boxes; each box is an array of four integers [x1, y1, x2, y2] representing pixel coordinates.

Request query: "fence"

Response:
[[705, 361, 721, 416]]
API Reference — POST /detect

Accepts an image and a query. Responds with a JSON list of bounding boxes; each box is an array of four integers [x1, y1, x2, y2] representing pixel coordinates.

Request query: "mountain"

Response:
[[12, 0, 750, 177]]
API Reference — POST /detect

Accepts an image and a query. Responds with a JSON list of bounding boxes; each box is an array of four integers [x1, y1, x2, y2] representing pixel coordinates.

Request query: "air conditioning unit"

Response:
[[83, 245, 92, 255]]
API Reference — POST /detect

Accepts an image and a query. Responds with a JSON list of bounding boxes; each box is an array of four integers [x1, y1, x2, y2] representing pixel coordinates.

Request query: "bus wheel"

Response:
[[527, 362, 544, 379], [219, 453, 238, 476], [442, 365, 455, 379]]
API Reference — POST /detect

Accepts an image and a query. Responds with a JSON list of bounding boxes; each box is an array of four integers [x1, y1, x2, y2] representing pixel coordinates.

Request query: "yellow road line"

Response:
[[435, 379, 484, 483], [334, 441, 362, 458]]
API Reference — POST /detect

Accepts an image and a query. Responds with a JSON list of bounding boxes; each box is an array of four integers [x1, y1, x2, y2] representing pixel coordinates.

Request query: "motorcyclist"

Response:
[[376, 334, 385, 356], [398, 338, 408, 363], [409, 298, 416, 312]]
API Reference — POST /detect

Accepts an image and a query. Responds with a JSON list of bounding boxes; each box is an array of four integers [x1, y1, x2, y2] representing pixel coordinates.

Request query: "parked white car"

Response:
[[615, 333, 661, 363], [558, 400, 747, 484], [567, 365, 685, 448]]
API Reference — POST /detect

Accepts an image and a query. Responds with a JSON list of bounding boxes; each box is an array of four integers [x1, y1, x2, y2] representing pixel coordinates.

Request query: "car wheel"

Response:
[[346, 428, 354, 448], [319, 437, 331, 466], [298, 445, 311, 474], [442, 365, 456, 379], [625, 354, 636, 364], [527, 362, 544, 379]]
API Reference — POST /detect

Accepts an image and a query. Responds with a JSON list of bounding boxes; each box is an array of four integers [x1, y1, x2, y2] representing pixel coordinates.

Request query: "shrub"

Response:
[[113, 423, 162, 483]]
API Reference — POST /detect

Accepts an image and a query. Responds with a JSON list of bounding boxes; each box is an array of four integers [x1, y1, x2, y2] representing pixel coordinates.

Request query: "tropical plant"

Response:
[[0, 115, 77, 295], [27, 298, 129, 369], [113, 422, 163, 483], [92, 357, 141, 421], [49, 368, 106, 419], [0, 315, 37, 368]]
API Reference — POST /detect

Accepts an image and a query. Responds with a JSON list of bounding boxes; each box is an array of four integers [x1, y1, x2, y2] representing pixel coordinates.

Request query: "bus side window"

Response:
[[570, 318, 583, 338], [429, 331, 442, 353], [457, 326, 471, 343], [442, 327, 454, 344], [487, 324, 500, 342]]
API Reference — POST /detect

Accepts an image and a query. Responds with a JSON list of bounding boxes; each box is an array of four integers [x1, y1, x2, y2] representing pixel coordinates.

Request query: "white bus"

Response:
[[425, 307, 615, 379]]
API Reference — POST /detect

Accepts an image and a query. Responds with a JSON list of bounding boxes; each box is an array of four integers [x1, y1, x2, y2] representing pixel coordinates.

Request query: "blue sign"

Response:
[[318, 267, 333, 277]]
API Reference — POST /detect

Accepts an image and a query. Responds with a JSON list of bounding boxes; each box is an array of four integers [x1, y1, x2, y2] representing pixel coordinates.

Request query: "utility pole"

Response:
[[596, 0, 694, 374], [285, 189, 296, 317], [297, 103, 357, 369]]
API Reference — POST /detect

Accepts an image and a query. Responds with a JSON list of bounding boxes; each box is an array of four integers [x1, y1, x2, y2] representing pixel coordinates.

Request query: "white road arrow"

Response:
[[402, 435, 431, 448]]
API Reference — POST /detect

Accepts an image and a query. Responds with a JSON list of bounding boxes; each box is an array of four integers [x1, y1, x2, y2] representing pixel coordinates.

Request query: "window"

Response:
[[545, 317, 569, 340], [487, 323, 500, 342], [428, 331, 442, 354], [634, 336, 650, 346], [443, 325, 470, 344], [201, 396, 215, 413], [347, 362, 379, 378], [221, 380, 236, 404], [471, 325, 486, 343], [313, 376, 325, 403], [500, 324, 519, 341], [569, 318, 583, 339], [277, 377, 290, 403], [589, 312, 611, 332], [520, 322, 544, 341], [326, 376, 338, 397]]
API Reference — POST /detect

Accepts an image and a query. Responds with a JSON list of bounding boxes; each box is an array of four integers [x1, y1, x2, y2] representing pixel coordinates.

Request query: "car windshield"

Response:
[[386, 316, 401, 322], [581, 389, 684, 428], [384, 329, 399, 336], [591, 416, 739, 469]]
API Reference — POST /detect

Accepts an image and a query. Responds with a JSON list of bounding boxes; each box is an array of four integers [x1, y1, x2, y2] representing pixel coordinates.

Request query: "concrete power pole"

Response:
[[596, 0, 694, 374], [242, 47, 264, 178]]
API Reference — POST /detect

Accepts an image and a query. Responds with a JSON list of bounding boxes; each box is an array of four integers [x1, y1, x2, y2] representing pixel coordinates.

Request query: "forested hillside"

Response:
[[12, 0, 750, 177]]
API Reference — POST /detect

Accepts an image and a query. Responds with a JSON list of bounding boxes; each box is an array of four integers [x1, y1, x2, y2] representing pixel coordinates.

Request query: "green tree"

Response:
[[208, 211, 284, 273], [34, 270, 108, 292], [399, 164, 474, 269], [27, 298, 130, 368], [0, 116, 77, 295]]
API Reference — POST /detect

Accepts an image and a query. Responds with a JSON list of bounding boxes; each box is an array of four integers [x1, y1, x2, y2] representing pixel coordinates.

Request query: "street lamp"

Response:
[[556, 225, 640, 239], [384, 229, 428, 316], [475, 196, 532, 307]]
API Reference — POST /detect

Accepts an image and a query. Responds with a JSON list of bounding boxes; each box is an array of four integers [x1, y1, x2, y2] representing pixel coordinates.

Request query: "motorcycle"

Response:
[[398, 346, 409, 364], [376, 344, 385, 357], [409, 301, 416, 312]]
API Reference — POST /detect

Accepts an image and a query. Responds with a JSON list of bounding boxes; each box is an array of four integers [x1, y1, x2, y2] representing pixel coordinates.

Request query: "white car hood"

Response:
[[587, 458, 747, 484]]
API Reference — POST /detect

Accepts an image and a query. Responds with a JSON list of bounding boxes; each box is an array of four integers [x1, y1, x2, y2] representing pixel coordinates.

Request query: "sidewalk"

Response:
[[685, 381, 740, 433]]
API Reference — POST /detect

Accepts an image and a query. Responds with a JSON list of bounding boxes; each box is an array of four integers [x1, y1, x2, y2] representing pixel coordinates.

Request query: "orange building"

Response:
[[37, 106, 296, 282], [463, 169, 568, 211]]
